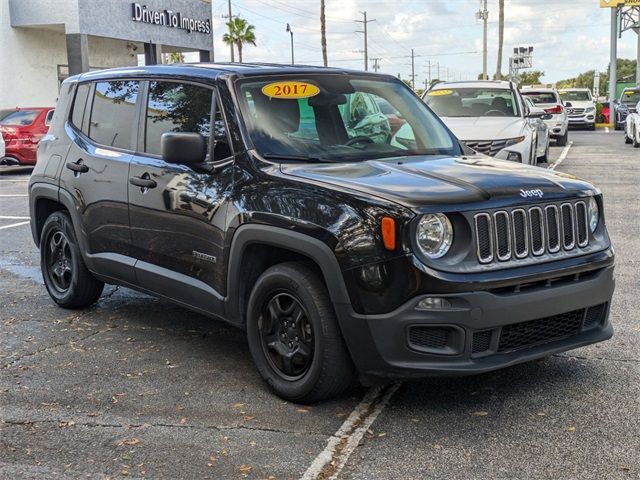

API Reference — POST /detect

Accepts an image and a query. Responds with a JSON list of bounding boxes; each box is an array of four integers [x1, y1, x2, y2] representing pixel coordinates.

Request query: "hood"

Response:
[[439, 117, 525, 141], [280, 155, 596, 210]]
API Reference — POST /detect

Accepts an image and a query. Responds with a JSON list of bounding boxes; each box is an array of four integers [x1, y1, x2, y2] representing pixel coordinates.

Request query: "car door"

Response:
[[128, 79, 234, 316], [59, 80, 138, 282]]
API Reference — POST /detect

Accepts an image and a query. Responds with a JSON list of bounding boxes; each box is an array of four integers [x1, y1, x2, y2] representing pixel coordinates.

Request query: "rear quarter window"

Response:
[[70, 83, 91, 134]]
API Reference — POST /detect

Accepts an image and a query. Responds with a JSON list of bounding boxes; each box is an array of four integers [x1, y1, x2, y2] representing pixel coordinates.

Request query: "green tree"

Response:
[[518, 70, 545, 86], [222, 17, 257, 63]]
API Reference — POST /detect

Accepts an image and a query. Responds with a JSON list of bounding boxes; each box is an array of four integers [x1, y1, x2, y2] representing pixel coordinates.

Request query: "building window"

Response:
[[145, 81, 213, 157], [88, 81, 139, 150]]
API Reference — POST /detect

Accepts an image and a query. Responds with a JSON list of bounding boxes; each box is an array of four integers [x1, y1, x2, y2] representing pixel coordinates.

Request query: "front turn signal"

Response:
[[381, 216, 396, 251]]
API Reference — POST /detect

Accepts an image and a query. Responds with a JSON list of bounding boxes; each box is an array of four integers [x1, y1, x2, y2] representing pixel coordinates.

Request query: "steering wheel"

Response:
[[484, 109, 505, 117], [345, 136, 374, 147]]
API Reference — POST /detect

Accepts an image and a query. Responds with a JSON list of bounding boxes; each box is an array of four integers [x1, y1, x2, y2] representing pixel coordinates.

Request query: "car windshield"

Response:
[[235, 75, 460, 162], [559, 91, 591, 102], [521, 92, 558, 104], [0, 109, 39, 126], [621, 90, 640, 104], [425, 87, 519, 118]]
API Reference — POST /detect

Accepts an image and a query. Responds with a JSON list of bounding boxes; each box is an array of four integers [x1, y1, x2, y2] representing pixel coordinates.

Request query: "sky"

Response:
[[206, 0, 639, 86]]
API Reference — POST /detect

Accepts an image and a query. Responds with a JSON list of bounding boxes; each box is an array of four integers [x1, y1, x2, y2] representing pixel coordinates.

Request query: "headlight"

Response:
[[416, 214, 453, 259], [505, 136, 526, 147], [586, 106, 596, 113], [588, 197, 599, 233]]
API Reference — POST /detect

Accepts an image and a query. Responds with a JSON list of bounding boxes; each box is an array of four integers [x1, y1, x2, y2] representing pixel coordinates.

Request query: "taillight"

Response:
[[544, 105, 564, 115]]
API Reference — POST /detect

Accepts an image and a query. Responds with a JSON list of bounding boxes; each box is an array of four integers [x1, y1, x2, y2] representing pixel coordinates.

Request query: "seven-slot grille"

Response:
[[567, 107, 586, 116], [463, 139, 508, 157], [474, 201, 590, 264]]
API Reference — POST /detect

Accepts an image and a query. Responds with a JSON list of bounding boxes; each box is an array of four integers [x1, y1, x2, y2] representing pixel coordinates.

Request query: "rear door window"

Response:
[[144, 81, 213, 157], [88, 81, 139, 150]]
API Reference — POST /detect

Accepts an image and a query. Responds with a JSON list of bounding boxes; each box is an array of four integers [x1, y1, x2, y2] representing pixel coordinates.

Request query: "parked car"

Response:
[[523, 96, 551, 161], [614, 87, 640, 131], [623, 100, 640, 147], [423, 80, 550, 164], [0, 107, 55, 165], [599, 101, 611, 125], [520, 87, 569, 146], [558, 88, 596, 130], [30, 65, 614, 403]]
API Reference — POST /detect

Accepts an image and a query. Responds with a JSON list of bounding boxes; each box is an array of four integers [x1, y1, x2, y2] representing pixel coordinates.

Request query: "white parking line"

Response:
[[301, 383, 401, 480], [548, 141, 573, 171], [0, 221, 30, 230], [0, 179, 29, 182], [0, 194, 28, 197], [0, 216, 30, 220]]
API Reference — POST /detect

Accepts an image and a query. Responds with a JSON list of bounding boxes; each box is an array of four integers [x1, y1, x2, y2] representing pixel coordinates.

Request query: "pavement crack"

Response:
[[1, 326, 113, 370], [553, 353, 640, 364], [1, 418, 324, 436]]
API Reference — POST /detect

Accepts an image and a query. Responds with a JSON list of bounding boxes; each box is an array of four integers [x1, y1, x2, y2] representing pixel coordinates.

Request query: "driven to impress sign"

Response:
[[132, 3, 211, 34], [600, 0, 640, 7]]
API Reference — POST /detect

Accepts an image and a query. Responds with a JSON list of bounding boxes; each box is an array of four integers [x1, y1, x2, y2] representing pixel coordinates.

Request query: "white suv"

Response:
[[558, 88, 596, 130], [423, 80, 550, 165], [521, 87, 569, 146]]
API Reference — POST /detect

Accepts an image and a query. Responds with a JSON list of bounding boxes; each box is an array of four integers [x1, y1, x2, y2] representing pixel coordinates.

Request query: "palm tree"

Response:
[[222, 17, 256, 63], [494, 0, 504, 80], [320, 0, 328, 66]]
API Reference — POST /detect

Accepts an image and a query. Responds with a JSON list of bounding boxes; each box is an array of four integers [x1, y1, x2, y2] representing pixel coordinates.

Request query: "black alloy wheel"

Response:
[[259, 292, 314, 380], [44, 230, 73, 293]]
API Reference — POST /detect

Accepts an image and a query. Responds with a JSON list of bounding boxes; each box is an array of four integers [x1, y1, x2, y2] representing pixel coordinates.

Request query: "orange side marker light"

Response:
[[381, 217, 396, 251]]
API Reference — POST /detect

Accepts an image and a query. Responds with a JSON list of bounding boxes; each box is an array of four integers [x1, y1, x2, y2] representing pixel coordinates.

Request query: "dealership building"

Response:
[[0, 0, 214, 108]]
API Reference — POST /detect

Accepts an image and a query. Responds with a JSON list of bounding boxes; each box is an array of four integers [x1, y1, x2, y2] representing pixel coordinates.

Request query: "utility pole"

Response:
[[411, 49, 416, 90], [227, 0, 234, 62], [427, 60, 432, 87], [320, 0, 328, 66], [476, 0, 488, 80], [286, 24, 294, 64], [355, 11, 375, 71], [371, 57, 381, 72], [437, 62, 440, 82]]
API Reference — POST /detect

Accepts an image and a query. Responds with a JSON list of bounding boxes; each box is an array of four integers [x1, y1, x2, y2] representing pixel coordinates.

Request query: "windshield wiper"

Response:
[[262, 153, 335, 163]]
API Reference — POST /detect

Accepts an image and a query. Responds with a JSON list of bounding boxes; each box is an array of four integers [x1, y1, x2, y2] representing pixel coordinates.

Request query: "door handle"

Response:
[[66, 159, 89, 174], [129, 175, 157, 189]]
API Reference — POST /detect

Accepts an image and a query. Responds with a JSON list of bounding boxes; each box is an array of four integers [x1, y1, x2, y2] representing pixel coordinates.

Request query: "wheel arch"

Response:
[[225, 224, 352, 327]]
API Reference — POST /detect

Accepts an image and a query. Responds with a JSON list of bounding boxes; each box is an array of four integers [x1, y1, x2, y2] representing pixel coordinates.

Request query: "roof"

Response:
[[431, 80, 512, 90], [71, 62, 393, 83]]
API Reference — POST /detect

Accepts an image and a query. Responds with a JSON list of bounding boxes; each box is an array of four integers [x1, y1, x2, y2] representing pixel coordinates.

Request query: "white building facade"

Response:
[[0, 0, 213, 108]]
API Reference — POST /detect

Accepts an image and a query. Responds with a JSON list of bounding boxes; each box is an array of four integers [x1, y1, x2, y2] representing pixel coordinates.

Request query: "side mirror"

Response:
[[161, 132, 207, 166], [527, 106, 546, 118], [564, 101, 573, 108]]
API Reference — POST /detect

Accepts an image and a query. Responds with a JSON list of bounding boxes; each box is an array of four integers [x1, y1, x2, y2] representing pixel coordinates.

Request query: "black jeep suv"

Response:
[[29, 64, 615, 403]]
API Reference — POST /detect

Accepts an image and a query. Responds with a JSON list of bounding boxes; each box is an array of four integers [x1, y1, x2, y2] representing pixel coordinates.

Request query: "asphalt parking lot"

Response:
[[1, 131, 639, 479]]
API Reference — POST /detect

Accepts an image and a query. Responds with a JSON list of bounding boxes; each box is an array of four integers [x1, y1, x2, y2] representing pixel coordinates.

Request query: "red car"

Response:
[[0, 107, 55, 166]]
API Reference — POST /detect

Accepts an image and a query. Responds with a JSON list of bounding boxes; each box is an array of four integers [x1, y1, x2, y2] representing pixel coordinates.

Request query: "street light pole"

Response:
[[227, 0, 234, 62], [286, 24, 294, 65]]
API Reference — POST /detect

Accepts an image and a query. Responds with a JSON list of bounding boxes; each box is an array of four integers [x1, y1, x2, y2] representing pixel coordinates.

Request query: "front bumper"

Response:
[[568, 114, 595, 126], [337, 265, 614, 379]]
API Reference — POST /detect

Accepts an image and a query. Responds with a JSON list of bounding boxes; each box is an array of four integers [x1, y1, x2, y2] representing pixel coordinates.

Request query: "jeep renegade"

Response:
[[29, 64, 615, 403]]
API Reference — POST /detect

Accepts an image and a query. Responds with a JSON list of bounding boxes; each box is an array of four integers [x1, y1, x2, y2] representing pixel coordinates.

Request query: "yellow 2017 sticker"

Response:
[[427, 89, 453, 96], [262, 81, 320, 99]]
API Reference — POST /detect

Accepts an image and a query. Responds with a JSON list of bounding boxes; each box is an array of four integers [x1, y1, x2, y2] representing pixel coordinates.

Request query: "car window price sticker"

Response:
[[262, 81, 320, 99]]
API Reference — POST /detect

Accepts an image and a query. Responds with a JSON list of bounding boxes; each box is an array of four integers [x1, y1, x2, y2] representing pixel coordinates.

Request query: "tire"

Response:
[[556, 130, 568, 147], [40, 211, 104, 308], [246, 262, 354, 403], [633, 128, 640, 149], [625, 128, 632, 144], [589, 123, 596, 131]]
